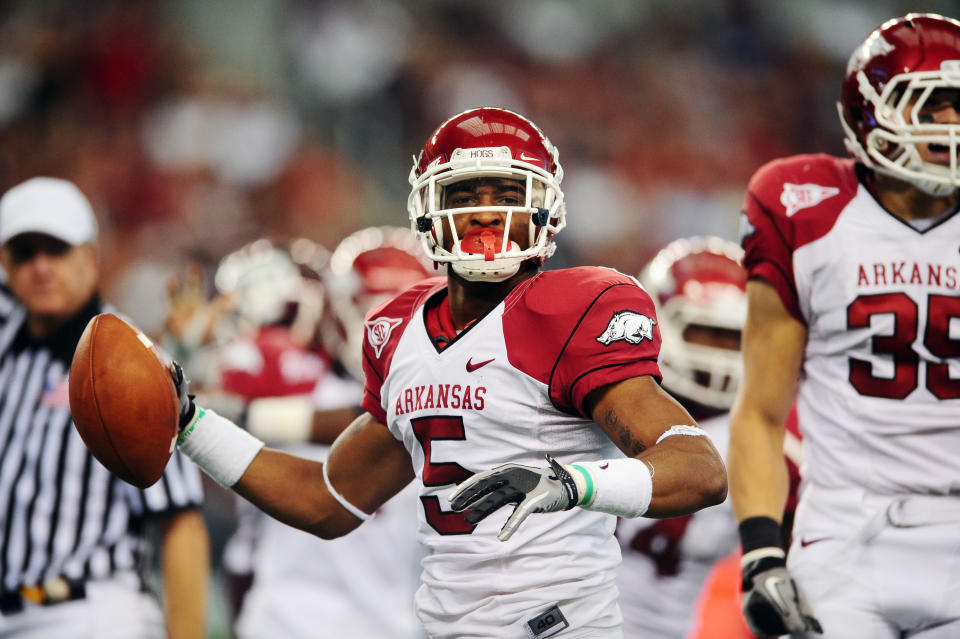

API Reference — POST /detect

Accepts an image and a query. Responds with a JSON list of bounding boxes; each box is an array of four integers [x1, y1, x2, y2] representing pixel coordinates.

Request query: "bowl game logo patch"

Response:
[[365, 317, 403, 357]]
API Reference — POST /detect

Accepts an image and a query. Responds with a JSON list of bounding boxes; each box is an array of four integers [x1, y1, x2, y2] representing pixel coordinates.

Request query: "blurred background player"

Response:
[[197, 236, 333, 626], [169, 229, 432, 638], [321, 225, 439, 383], [616, 236, 746, 638], [620, 236, 804, 639], [233, 228, 431, 639], [729, 13, 960, 639], [0, 177, 208, 639]]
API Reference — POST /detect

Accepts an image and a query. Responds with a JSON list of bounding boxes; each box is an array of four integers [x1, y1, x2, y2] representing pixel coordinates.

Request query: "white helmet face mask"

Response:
[[408, 151, 565, 282], [656, 286, 746, 410], [842, 73, 960, 196]]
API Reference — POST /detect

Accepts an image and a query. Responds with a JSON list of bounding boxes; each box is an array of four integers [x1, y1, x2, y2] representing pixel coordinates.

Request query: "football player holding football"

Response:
[[174, 107, 727, 638], [729, 13, 960, 639]]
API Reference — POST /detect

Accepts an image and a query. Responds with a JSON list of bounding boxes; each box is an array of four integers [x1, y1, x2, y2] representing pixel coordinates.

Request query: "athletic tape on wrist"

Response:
[[246, 396, 313, 443], [177, 408, 265, 488], [655, 424, 707, 445], [564, 458, 652, 518], [322, 463, 374, 522]]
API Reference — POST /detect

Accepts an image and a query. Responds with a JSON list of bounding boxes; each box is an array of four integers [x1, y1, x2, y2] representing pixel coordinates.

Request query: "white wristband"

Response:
[[177, 408, 265, 488], [322, 463, 374, 522], [655, 424, 707, 445], [246, 396, 314, 443], [565, 457, 653, 518]]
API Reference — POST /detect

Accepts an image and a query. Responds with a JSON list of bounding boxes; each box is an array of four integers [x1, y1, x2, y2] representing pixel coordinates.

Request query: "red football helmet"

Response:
[[639, 237, 747, 411], [407, 107, 566, 282], [214, 237, 329, 345], [323, 226, 433, 380], [839, 13, 960, 195]]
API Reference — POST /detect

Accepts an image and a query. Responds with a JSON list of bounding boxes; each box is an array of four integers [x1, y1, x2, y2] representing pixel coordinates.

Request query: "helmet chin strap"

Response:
[[909, 178, 956, 197], [451, 252, 524, 282], [452, 257, 523, 282], [899, 160, 958, 197], [873, 156, 958, 197]]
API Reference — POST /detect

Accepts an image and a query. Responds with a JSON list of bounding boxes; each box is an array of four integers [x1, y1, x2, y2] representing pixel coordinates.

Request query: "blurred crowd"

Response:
[[4, 0, 946, 339]]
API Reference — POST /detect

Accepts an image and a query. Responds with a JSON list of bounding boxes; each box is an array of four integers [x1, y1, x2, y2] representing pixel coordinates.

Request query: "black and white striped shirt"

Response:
[[0, 286, 203, 592]]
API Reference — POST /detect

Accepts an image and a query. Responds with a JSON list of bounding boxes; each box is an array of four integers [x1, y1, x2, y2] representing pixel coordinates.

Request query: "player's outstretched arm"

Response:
[[233, 412, 415, 538], [171, 364, 414, 539], [728, 279, 821, 636]]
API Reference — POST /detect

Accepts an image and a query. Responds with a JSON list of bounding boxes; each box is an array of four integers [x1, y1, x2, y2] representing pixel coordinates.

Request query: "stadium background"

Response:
[[0, 0, 952, 635]]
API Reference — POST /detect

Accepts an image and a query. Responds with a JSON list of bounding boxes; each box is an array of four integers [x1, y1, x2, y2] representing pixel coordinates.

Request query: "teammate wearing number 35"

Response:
[[173, 106, 727, 638], [728, 13, 960, 639]]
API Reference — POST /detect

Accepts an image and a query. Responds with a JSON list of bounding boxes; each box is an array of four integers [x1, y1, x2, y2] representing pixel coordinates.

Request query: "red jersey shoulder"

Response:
[[741, 154, 859, 322], [364, 276, 446, 324], [503, 266, 658, 390], [505, 266, 648, 316], [746, 154, 857, 248], [362, 276, 445, 389]]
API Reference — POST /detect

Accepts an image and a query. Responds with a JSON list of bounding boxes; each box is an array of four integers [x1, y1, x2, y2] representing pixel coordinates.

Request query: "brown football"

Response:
[[69, 313, 179, 488]]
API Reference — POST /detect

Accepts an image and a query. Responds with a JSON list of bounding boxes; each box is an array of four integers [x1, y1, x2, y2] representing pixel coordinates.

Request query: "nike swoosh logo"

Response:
[[762, 575, 791, 614], [599, 463, 609, 470], [466, 357, 495, 372], [518, 152, 541, 163], [800, 537, 831, 548]]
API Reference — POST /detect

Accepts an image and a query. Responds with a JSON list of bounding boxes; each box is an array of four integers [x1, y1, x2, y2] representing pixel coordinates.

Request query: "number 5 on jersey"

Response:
[[412, 415, 476, 534]]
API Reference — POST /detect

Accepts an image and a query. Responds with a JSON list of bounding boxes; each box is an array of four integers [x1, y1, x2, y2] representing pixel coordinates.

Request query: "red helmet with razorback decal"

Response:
[[322, 226, 433, 380], [639, 237, 747, 411], [407, 107, 566, 282], [839, 13, 960, 195]]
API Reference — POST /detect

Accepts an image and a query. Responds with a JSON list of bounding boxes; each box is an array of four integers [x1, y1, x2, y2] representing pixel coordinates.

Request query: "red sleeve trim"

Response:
[[568, 358, 662, 418], [749, 262, 804, 323], [361, 389, 387, 423], [548, 280, 662, 416]]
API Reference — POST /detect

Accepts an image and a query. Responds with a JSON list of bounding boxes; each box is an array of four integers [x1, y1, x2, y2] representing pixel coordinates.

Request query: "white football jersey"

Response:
[[615, 413, 737, 638], [742, 154, 960, 496], [361, 267, 664, 639]]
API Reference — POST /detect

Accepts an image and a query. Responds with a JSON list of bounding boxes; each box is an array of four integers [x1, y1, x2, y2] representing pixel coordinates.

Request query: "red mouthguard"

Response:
[[460, 229, 502, 261]]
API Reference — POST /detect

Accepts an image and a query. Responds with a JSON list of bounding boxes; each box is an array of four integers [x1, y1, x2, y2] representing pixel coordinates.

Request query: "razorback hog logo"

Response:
[[365, 317, 403, 358], [596, 311, 657, 346]]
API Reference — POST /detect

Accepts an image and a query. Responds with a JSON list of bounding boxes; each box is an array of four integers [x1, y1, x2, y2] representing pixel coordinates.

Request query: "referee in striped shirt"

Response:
[[0, 177, 209, 638]]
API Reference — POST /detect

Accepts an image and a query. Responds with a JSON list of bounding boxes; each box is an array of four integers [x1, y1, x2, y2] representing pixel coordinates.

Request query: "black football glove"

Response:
[[448, 454, 579, 541], [169, 361, 197, 431], [741, 551, 823, 636]]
